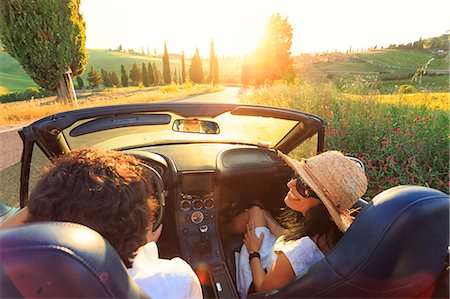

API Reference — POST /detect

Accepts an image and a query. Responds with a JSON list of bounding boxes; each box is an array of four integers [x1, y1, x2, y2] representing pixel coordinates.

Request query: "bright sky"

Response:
[[80, 0, 449, 57]]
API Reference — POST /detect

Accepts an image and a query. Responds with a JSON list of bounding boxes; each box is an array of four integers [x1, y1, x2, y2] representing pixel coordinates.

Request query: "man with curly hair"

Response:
[[0, 148, 202, 299]]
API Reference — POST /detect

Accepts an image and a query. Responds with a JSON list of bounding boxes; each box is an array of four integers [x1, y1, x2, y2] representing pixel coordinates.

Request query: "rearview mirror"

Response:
[[173, 119, 220, 134]]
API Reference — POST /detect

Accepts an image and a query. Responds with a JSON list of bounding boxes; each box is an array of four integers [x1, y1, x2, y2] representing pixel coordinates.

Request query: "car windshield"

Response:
[[62, 111, 300, 150]]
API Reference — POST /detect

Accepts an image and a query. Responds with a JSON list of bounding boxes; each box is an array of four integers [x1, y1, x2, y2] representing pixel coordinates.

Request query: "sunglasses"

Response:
[[293, 176, 317, 198]]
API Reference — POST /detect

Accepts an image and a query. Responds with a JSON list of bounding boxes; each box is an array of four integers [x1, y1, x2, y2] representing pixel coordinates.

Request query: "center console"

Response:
[[176, 171, 238, 299]]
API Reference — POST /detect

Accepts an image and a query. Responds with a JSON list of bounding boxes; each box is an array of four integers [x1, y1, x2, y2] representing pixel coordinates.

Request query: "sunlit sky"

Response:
[[80, 0, 449, 57]]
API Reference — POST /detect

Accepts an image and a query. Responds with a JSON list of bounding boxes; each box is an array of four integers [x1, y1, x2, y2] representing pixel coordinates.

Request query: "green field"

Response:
[[297, 49, 449, 93], [300, 49, 448, 74], [1, 48, 448, 95], [0, 52, 39, 93], [0, 49, 242, 94]]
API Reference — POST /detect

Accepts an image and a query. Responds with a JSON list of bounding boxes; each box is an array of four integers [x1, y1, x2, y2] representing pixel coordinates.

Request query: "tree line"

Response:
[[81, 41, 219, 89], [0, 0, 294, 104]]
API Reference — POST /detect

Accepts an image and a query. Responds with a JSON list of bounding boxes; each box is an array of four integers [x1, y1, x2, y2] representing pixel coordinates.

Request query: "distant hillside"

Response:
[[387, 33, 449, 51], [297, 49, 448, 74], [0, 49, 241, 94], [0, 49, 184, 94], [296, 47, 449, 93], [1, 45, 448, 95]]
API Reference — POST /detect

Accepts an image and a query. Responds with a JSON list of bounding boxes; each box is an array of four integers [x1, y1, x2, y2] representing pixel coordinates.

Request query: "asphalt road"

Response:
[[0, 127, 23, 171], [0, 87, 241, 172]]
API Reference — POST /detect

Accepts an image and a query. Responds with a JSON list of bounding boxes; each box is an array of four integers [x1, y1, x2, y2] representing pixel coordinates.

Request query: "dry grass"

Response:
[[344, 92, 449, 111], [0, 84, 223, 126]]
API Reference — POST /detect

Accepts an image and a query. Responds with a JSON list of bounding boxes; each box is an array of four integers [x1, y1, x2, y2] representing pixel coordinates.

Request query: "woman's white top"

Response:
[[236, 227, 325, 298]]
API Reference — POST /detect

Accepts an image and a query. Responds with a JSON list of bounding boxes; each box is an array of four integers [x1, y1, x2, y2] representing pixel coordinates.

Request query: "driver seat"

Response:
[[0, 221, 150, 299], [249, 185, 449, 298]]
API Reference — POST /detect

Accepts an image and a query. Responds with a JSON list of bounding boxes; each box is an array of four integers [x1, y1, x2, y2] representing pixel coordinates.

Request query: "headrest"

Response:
[[250, 186, 449, 298], [0, 222, 149, 298]]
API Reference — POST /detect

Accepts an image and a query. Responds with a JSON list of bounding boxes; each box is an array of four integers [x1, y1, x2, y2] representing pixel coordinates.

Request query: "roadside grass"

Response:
[[239, 82, 449, 198], [0, 83, 223, 125]]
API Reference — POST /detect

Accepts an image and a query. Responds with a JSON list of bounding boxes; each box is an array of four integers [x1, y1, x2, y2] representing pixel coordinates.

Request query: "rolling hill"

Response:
[[0, 47, 448, 95]]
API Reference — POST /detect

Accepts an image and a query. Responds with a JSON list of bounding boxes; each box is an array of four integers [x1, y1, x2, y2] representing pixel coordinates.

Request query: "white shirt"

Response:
[[236, 227, 324, 298], [128, 242, 203, 299]]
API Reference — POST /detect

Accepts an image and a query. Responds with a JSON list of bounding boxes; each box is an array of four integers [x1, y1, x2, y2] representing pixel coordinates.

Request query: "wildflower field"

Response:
[[240, 82, 449, 198]]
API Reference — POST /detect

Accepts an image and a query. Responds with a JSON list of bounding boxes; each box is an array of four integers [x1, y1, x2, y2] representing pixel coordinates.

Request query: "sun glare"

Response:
[[80, 0, 449, 56], [81, 0, 274, 56]]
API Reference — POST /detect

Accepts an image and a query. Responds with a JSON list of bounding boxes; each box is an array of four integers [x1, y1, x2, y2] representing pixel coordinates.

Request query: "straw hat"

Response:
[[278, 150, 368, 232]]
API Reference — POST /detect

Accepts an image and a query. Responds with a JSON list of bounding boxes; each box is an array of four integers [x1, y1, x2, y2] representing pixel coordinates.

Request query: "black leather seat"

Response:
[[0, 221, 149, 299], [249, 185, 449, 298]]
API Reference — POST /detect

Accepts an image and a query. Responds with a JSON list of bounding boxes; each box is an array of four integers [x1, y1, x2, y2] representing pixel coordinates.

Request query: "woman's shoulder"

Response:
[[274, 235, 317, 252], [274, 236, 325, 276]]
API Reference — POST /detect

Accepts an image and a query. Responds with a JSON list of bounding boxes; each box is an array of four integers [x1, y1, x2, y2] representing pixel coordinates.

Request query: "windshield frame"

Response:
[[18, 102, 327, 207]]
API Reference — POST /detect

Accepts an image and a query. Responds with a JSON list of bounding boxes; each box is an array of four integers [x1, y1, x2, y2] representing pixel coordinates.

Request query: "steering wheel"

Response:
[[139, 163, 166, 231]]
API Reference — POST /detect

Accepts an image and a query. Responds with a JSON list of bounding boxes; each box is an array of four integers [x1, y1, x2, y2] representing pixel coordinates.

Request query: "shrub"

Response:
[[398, 85, 415, 94], [160, 85, 179, 93], [0, 89, 55, 103]]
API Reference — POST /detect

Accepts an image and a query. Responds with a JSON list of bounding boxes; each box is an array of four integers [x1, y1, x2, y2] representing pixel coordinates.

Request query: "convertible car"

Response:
[[0, 102, 448, 298]]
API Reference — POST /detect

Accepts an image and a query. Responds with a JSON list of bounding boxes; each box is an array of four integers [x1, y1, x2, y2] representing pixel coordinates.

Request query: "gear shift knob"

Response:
[[199, 224, 208, 233]]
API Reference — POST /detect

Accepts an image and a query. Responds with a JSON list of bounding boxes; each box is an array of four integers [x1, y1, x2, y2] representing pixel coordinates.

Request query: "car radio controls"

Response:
[[191, 211, 204, 224]]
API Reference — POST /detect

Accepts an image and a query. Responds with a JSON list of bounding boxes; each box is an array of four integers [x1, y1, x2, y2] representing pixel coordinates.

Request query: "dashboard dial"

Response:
[[191, 211, 204, 224], [204, 198, 215, 209], [180, 200, 191, 211], [192, 198, 203, 210]]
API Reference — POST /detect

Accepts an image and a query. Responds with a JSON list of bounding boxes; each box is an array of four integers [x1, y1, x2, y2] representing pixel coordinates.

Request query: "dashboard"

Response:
[[126, 144, 293, 299]]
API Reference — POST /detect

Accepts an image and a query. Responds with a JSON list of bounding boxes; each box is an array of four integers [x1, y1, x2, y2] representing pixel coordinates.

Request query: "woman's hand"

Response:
[[243, 221, 264, 253], [146, 223, 163, 243]]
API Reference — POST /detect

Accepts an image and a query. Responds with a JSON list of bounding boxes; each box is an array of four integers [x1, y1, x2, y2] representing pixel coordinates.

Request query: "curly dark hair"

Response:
[[27, 148, 157, 268]]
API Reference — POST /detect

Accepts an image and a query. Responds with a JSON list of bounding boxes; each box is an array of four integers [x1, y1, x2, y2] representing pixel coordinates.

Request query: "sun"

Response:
[[82, 0, 274, 57]]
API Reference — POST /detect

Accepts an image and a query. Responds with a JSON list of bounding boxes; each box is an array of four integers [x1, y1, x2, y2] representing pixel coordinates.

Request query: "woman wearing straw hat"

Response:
[[232, 150, 368, 297]]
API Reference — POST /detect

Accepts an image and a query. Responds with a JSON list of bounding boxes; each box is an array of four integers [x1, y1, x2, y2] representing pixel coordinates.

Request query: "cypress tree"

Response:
[[212, 56, 219, 86], [76, 76, 84, 89], [153, 62, 160, 85], [172, 68, 178, 84], [142, 63, 149, 87], [120, 64, 128, 87], [162, 42, 171, 84], [147, 62, 154, 85], [110, 70, 119, 87], [209, 40, 215, 83], [241, 56, 251, 85], [0, 0, 87, 105], [101, 69, 107, 84], [181, 50, 186, 84], [189, 48, 203, 83], [101, 69, 112, 87], [129, 62, 141, 86], [87, 66, 102, 89]]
